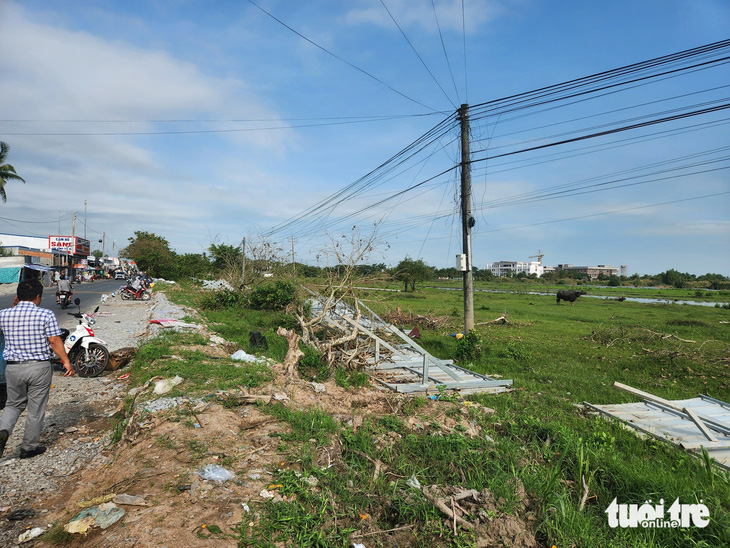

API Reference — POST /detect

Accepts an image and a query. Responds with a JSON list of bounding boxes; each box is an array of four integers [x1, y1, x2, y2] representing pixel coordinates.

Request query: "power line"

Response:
[[246, 0, 439, 112], [431, 0, 461, 105], [379, 0, 456, 108]]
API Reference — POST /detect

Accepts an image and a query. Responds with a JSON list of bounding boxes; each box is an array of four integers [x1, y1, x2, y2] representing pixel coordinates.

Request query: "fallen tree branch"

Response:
[[421, 486, 474, 530]]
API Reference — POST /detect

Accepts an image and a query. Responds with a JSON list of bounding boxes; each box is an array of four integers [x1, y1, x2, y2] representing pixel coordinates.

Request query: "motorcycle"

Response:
[[119, 284, 151, 301], [58, 290, 73, 309], [53, 298, 110, 377]]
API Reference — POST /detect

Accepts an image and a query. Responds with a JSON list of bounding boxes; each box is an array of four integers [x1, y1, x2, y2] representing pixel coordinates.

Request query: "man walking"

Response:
[[0, 278, 73, 459]]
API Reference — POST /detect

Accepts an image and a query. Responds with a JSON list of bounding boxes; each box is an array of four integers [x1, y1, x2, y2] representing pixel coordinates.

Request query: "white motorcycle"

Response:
[[54, 298, 110, 377]]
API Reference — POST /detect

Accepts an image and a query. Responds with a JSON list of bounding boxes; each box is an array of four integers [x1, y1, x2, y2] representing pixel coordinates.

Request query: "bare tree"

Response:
[[295, 224, 386, 368]]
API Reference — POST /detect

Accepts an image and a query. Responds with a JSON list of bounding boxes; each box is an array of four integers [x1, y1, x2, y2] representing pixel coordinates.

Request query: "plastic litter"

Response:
[[406, 474, 421, 489], [153, 375, 184, 395], [66, 503, 125, 533], [18, 527, 44, 544], [113, 493, 150, 506], [259, 489, 275, 499], [231, 350, 261, 363], [309, 382, 326, 393], [8, 509, 35, 520], [197, 464, 235, 483]]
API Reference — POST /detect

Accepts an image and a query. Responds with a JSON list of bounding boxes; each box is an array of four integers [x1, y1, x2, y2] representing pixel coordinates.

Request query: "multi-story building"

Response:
[[488, 260, 543, 277], [554, 264, 618, 280]]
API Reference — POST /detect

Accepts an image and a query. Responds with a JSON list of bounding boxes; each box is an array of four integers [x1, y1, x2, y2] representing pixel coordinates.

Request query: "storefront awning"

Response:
[[23, 264, 55, 272]]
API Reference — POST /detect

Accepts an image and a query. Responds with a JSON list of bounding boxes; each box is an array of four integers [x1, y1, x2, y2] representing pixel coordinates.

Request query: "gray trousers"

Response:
[[0, 361, 53, 451]]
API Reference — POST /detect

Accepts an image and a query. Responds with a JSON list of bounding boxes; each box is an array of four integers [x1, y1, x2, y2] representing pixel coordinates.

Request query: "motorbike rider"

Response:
[[125, 274, 143, 294], [56, 275, 73, 305]]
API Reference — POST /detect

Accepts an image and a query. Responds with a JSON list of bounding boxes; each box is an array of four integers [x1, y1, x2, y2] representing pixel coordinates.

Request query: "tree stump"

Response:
[[276, 327, 304, 382]]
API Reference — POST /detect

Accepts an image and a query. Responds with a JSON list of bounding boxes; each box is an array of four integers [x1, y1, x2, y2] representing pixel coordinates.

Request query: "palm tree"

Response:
[[0, 142, 26, 202]]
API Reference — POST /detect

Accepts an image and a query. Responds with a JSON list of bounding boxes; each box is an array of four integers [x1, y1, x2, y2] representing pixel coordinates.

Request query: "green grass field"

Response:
[[153, 280, 730, 547]]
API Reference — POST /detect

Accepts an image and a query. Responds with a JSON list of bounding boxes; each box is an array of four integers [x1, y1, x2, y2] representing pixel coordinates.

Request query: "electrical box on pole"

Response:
[[456, 254, 468, 272], [459, 104, 475, 332]]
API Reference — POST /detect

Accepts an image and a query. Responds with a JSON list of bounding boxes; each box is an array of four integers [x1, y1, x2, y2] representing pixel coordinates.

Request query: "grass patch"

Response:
[[138, 281, 730, 547]]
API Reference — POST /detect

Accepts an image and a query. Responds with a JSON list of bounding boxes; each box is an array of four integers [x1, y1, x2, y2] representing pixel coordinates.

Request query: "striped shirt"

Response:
[[0, 301, 62, 361]]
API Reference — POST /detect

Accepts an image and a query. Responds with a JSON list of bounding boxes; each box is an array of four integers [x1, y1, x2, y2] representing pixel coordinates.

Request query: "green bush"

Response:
[[248, 281, 296, 310], [199, 288, 247, 310], [454, 330, 483, 363]]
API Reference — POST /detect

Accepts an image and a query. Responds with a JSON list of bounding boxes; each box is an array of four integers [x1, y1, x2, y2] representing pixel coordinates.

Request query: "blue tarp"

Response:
[[0, 267, 21, 284]]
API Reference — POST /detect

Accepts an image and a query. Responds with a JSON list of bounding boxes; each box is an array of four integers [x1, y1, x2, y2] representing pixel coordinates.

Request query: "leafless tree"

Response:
[[295, 224, 387, 368]]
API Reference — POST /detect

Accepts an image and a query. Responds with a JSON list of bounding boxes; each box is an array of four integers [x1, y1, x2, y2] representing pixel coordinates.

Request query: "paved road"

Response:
[[0, 279, 124, 325]]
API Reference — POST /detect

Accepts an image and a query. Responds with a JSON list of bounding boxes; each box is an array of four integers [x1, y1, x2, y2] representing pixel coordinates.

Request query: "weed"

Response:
[[43, 523, 74, 545], [503, 340, 533, 363], [298, 345, 329, 382], [454, 330, 483, 363], [334, 366, 369, 388]]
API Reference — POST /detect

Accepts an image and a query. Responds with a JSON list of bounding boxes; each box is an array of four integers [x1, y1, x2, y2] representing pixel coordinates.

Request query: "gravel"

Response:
[[0, 287, 191, 545]]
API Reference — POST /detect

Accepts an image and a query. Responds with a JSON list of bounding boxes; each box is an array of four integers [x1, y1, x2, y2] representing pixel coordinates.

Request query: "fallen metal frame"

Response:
[[586, 384, 730, 470], [306, 289, 513, 395]]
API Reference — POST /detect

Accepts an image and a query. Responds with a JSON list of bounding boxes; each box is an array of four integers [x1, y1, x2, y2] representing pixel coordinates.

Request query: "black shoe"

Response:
[[0, 430, 8, 458], [19, 446, 46, 459]]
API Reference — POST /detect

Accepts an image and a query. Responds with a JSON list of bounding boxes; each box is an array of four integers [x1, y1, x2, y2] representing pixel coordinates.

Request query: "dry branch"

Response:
[[421, 485, 475, 530]]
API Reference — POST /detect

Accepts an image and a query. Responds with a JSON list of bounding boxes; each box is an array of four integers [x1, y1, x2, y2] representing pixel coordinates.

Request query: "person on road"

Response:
[[56, 275, 72, 305], [0, 278, 73, 459]]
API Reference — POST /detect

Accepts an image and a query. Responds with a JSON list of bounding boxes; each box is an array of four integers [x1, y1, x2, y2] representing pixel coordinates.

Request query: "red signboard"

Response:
[[49, 235, 90, 257]]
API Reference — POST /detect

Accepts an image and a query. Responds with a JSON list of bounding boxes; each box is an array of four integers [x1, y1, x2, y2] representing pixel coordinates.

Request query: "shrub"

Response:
[[454, 330, 483, 363], [248, 281, 296, 310], [199, 288, 247, 310]]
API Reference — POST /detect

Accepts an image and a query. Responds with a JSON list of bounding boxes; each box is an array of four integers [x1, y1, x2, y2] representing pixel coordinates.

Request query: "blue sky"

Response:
[[0, 0, 728, 276]]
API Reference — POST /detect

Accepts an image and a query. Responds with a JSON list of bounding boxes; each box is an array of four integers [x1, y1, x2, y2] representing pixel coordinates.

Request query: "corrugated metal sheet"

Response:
[[586, 395, 730, 470]]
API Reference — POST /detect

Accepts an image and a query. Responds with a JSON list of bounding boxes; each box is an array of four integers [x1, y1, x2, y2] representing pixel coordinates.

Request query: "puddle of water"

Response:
[[430, 286, 728, 308]]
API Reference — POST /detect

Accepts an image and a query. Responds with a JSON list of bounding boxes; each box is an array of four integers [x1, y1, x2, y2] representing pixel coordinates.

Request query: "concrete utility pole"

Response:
[[459, 104, 475, 332], [72, 213, 76, 239], [291, 235, 296, 275], [84, 199, 87, 239]]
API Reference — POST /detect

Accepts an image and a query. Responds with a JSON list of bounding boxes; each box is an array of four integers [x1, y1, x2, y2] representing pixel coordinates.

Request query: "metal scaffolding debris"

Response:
[[308, 291, 513, 395], [586, 382, 730, 470]]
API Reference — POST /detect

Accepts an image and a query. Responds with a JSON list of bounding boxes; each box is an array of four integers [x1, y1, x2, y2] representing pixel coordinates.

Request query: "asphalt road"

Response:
[[0, 279, 124, 325]]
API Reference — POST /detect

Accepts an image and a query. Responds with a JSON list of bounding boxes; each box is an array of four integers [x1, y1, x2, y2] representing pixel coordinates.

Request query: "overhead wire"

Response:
[[246, 0, 439, 112], [379, 0, 456, 108], [431, 0, 461, 105]]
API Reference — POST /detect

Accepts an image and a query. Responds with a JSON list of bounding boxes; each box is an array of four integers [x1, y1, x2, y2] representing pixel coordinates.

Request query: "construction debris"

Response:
[[586, 382, 730, 469]]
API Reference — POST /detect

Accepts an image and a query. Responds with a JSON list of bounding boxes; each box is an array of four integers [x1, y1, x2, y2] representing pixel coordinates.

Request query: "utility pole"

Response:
[[84, 199, 87, 239], [291, 235, 296, 275], [72, 213, 76, 239], [241, 237, 246, 281], [459, 104, 475, 332]]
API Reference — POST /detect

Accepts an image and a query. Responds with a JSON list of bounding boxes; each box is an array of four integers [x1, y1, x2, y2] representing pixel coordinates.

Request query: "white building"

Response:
[[488, 260, 544, 277]]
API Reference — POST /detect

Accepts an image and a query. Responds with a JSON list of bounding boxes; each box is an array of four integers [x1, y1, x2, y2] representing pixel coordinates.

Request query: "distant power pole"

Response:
[[459, 104, 475, 332], [241, 237, 246, 280], [291, 235, 296, 275]]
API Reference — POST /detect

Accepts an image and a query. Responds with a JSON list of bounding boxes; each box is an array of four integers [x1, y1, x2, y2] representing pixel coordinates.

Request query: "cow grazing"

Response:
[[556, 289, 587, 305]]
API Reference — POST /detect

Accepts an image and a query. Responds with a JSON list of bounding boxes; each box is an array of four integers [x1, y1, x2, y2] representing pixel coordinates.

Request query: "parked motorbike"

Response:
[[53, 298, 110, 377], [58, 290, 73, 309], [119, 284, 151, 301]]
